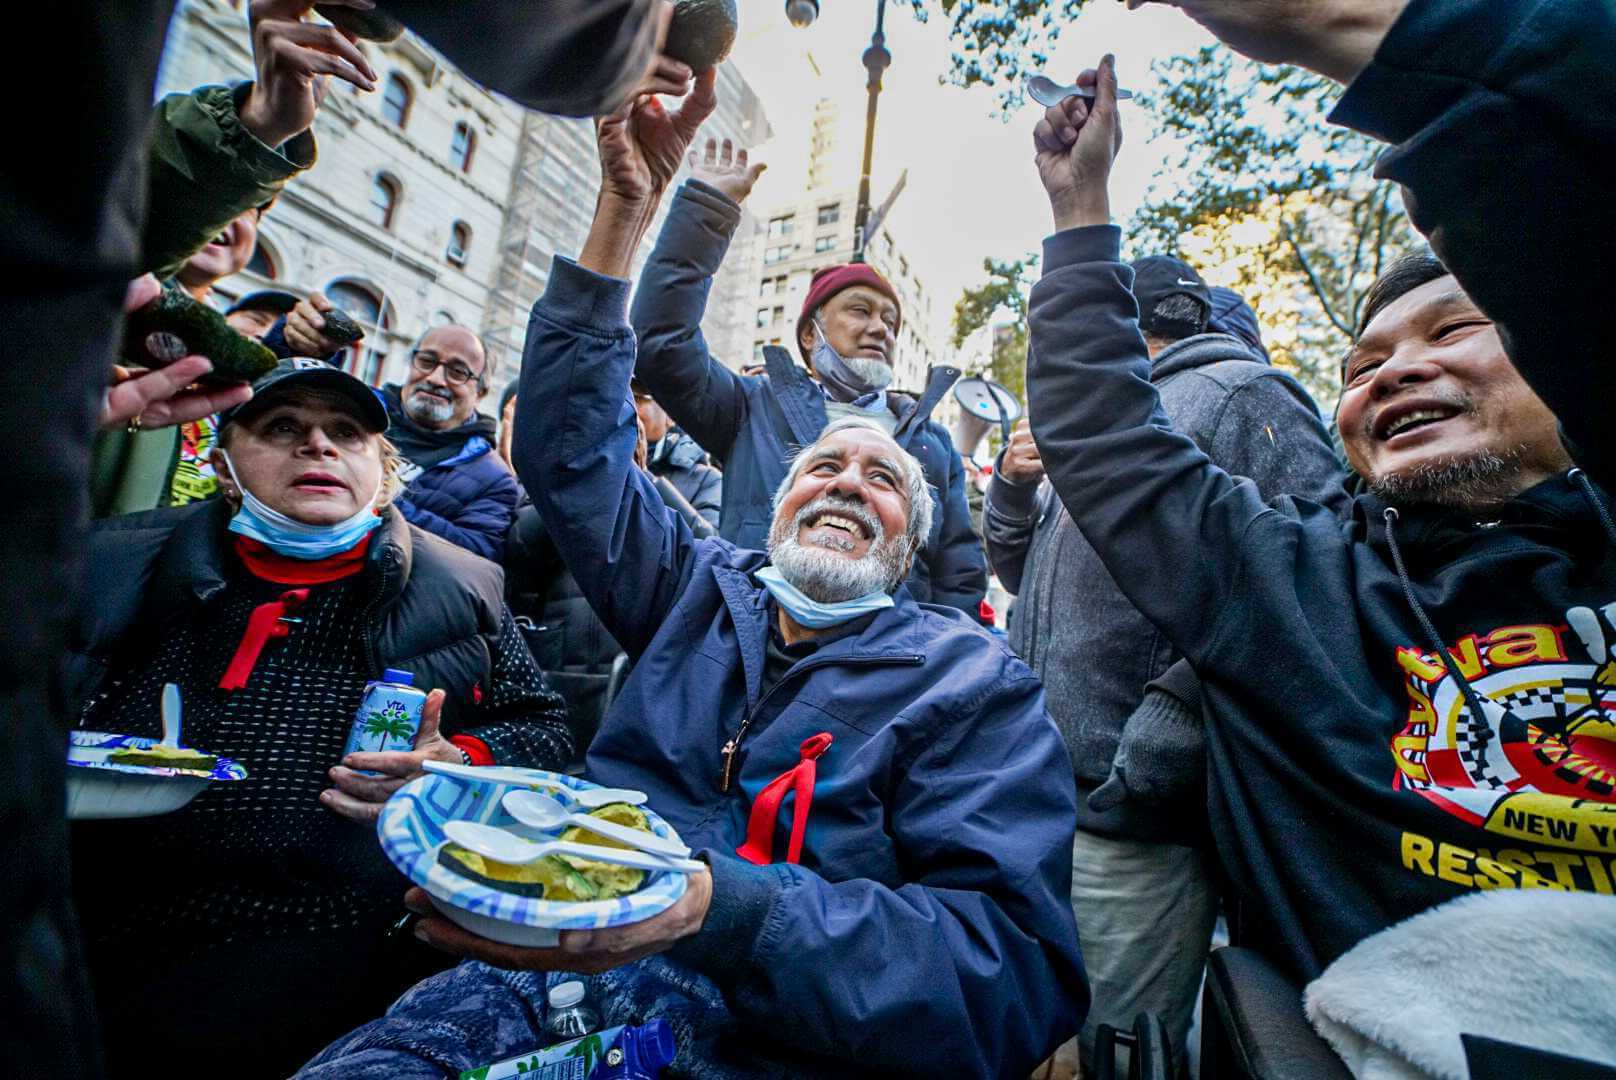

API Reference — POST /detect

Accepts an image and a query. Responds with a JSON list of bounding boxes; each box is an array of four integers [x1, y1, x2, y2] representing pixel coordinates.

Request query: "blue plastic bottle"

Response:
[[344, 668, 428, 774], [457, 1020, 676, 1080]]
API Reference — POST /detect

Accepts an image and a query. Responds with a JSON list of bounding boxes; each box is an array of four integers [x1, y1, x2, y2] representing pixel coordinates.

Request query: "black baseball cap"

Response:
[[226, 289, 300, 318], [1130, 256, 1212, 337], [218, 357, 390, 434]]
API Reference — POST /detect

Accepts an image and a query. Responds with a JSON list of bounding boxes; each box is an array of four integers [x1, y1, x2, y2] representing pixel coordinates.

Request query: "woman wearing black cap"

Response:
[[65, 360, 573, 1076]]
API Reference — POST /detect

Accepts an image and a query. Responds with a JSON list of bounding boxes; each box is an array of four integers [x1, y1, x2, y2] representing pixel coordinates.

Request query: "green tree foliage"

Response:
[[1127, 46, 1422, 399], [913, 1, 1422, 403], [951, 256, 1034, 454], [907, 0, 1090, 111]]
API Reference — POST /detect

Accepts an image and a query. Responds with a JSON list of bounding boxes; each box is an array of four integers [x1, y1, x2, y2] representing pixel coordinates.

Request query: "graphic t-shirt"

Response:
[[168, 414, 219, 505], [1386, 602, 1616, 895]]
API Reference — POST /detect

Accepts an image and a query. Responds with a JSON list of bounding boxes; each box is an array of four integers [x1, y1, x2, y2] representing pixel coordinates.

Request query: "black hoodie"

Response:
[[1026, 0, 1616, 981]]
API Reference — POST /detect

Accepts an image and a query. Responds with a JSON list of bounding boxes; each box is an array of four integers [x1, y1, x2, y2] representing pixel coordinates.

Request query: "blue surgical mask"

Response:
[[808, 319, 883, 404], [755, 564, 894, 629], [221, 450, 384, 559]]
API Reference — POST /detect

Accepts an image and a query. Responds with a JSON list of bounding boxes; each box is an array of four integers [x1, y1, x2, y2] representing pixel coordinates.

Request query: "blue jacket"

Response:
[[315, 256, 1082, 1078], [382, 386, 521, 562], [631, 181, 990, 621]]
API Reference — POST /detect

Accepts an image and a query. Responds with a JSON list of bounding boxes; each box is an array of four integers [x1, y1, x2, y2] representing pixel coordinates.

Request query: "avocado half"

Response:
[[664, 0, 739, 72], [316, 4, 406, 43], [319, 308, 366, 347], [122, 284, 278, 383]]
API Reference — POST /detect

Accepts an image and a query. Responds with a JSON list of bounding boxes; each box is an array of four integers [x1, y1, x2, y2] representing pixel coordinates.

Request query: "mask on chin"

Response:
[[808, 319, 892, 403], [220, 450, 384, 560], [755, 565, 893, 629]]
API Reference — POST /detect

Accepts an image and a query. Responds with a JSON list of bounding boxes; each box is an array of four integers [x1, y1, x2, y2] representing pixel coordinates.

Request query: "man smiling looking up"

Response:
[[301, 74, 1085, 1080]]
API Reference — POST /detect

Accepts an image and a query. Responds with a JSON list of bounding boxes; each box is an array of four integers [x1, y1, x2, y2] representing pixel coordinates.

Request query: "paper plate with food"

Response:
[[378, 765, 693, 947], [67, 731, 248, 820]]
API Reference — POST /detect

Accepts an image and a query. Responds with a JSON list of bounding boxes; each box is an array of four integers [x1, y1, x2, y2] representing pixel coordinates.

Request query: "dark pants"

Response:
[[0, 3, 176, 1076]]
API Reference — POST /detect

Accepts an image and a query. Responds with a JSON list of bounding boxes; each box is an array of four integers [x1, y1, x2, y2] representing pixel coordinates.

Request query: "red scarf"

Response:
[[218, 536, 372, 691], [232, 534, 372, 585], [735, 733, 834, 866]]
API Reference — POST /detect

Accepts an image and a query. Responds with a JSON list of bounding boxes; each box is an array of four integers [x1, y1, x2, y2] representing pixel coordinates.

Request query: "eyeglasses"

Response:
[[410, 350, 483, 387]]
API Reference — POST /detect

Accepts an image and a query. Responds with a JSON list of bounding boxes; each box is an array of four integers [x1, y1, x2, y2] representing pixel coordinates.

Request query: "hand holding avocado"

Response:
[[595, 63, 716, 209], [662, 0, 739, 73], [284, 291, 364, 358], [102, 277, 257, 430]]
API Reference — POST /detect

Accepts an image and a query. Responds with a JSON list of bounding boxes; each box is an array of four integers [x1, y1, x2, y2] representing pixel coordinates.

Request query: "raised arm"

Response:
[[1026, 59, 1292, 658], [145, 3, 378, 277], [629, 141, 768, 462], [512, 251, 698, 660]]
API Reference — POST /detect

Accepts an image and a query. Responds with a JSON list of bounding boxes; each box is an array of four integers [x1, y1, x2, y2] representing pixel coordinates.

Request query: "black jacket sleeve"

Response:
[[982, 468, 1046, 595], [451, 608, 574, 769], [1329, 0, 1616, 484], [383, 0, 660, 117]]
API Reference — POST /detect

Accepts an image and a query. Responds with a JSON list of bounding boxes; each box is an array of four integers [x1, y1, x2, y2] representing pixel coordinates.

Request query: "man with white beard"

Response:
[[301, 87, 1085, 1078], [378, 323, 520, 561]]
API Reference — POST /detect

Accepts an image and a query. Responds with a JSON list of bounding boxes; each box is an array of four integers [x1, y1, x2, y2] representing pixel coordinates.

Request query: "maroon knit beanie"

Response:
[[795, 264, 902, 360]]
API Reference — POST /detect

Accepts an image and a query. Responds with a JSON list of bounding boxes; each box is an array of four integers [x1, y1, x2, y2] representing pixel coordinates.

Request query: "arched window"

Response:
[[449, 121, 476, 173], [446, 221, 471, 267], [382, 73, 412, 128], [325, 279, 391, 386], [370, 174, 399, 230]]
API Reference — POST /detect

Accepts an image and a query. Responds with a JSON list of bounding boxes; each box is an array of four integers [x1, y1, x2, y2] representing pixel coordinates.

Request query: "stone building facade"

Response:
[[155, 0, 768, 390]]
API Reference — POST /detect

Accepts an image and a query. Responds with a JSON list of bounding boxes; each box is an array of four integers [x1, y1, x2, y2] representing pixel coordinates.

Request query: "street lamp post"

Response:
[[851, 0, 890, 264]]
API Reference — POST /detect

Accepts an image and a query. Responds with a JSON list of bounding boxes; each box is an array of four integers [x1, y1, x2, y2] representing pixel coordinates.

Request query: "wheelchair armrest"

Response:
[[1202, 947, 1351, 1080]]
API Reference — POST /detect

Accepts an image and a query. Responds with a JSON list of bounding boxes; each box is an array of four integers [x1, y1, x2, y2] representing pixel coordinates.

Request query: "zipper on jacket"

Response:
[[719, 652, 924, 792]]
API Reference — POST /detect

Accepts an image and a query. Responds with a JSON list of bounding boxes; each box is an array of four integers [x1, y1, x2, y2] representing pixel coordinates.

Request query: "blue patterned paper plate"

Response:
[[68, 730, 248, 781], [378, 767, 688, 945]]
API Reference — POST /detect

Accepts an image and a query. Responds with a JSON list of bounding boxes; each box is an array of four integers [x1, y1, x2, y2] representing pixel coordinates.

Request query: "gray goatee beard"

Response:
[[842, 355, 893, 392], [404, 388, 456, 426], [1369, 447, 1528, 509], [766, 493, 907, 603]]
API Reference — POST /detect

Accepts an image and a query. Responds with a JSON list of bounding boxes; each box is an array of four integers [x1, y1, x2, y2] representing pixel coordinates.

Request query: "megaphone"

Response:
[[952, 376, 1022, 460]]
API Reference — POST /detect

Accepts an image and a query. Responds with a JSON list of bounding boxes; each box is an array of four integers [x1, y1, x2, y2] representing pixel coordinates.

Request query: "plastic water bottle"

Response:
[[342, 668, 428, 775], [544, 981, 600, 1041]]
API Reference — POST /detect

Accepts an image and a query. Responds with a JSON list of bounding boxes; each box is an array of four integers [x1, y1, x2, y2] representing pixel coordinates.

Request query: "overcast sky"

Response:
[[725, 1, 1221, 327]]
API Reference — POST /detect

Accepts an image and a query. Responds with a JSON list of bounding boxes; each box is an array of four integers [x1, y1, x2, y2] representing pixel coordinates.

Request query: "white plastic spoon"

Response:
[[160, 683, 182, 748], [442, 820, 705, 874], [1025, 74, 1136, 107], [502, 790, 691, 859], [422, 760, 648, 808]]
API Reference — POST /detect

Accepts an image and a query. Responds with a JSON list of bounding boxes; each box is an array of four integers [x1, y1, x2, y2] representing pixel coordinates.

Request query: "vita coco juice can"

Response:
[[343, 668, 427, 774]]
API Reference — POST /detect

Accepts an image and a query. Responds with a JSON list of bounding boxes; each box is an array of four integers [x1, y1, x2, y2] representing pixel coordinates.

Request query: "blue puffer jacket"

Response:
[[382, 386, 520, 562], [631, 181, 989, 621], [300, 256, 1086, 1079]]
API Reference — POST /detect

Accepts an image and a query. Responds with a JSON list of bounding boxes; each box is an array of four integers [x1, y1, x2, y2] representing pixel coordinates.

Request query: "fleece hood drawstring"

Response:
[[1568, 468, 1616, 548], [1381, 468, 1616, 752]]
